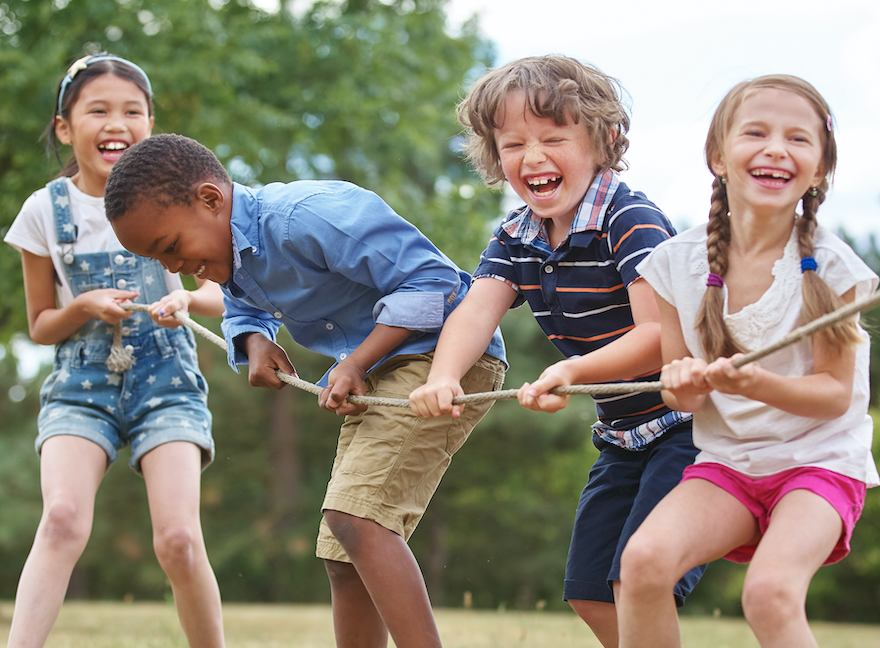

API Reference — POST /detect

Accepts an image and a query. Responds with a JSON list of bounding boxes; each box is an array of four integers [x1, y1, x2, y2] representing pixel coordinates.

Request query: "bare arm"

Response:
[[409, 278, 516, 419], [21, 250, 137, 345], [320, 323, 415, 416], [703, 288, 857, 420], [655, 291, 711, 413], [518, 278, 664, 412]]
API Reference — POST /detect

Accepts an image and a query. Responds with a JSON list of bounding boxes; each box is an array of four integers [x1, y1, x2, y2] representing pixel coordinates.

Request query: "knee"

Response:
[[38, 498, 91, 554], [324, 510, 368, 557], [742, 570, 804, 629], [153, 523, 200, 575], [619, 533, 678, 595], [568, 599, 612, 627], [324, 558, 360, 588]]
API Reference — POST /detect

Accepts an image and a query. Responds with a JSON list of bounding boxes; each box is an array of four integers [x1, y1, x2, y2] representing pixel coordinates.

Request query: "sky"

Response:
[[445, 0, 880, 238]]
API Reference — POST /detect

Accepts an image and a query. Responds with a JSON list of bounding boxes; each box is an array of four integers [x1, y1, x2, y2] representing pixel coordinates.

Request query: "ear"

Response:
[[809, 162, 825, 190], [195, 182, 226, 213], [709, 152, 726, 179], [55, 116, 71, 145]]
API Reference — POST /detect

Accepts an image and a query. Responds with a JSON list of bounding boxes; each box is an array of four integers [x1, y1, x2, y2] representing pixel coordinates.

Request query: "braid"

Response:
[[798, 181, 862, 349], [695, 177, 747, 360]]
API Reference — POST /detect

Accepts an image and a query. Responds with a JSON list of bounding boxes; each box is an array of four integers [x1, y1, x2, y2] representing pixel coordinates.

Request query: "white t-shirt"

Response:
[[637, 223, 879, 487], [4, 177, 182, 308]]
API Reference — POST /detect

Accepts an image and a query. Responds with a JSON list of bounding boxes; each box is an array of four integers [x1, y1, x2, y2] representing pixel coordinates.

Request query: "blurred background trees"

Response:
[[1, 0, 879, 622]]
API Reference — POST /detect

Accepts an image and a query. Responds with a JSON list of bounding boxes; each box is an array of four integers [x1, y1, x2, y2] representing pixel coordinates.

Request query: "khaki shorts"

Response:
[[316, 352, 505, 562]]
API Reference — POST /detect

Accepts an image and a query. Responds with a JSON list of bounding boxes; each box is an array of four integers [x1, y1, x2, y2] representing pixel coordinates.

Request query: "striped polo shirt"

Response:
[[474, 170, 689, 449]]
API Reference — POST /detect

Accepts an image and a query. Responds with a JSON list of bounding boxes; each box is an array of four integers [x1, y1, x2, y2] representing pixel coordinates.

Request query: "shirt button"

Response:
[[121, 327, 131, 336], [63, 252, 75, 265], [114, 254, 126, 265], [124, 345, 134, 353], [544, 265, 554, 274], [116, 279, 128, 289], [325, 323, 334, 330], [339, 353, 347, 360], [273, 312, 282, 318]]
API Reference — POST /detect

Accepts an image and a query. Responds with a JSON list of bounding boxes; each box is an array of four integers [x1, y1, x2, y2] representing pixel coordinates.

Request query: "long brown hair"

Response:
[[697, 74, 861, 360]]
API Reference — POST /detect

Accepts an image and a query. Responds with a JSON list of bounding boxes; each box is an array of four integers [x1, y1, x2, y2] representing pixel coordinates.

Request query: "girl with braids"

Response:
[[617, 74, 879, 647], [4, 53, 225, 647]]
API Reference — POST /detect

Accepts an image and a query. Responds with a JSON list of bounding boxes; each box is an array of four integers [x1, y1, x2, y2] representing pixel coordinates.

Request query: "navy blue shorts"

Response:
[[563, 421, 706, 606]]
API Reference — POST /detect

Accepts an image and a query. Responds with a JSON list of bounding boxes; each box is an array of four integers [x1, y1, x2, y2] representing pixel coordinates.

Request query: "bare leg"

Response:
[[6, 436, 106, 648], [324, 559, 389, 648], [324, 510, 441, 648], [141, 442, 224, 648], [742, 490, 841, 648], [569, 599, 618, 648], [617, 479, 759, 648]]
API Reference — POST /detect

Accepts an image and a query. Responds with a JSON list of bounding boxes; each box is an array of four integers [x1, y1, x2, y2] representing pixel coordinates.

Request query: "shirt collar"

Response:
[[227, 183, 259, 280], [503, 169, 620, 246]]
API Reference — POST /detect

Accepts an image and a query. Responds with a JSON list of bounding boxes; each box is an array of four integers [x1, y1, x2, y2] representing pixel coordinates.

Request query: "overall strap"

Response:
[[48, 178, 77, 244]]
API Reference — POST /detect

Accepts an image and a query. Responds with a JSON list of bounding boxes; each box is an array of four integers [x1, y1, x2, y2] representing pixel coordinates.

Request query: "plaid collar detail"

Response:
[[501, 169, 621, 249]]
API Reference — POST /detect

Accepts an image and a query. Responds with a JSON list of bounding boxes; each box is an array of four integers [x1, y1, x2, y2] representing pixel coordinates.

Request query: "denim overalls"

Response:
[[36, 178, 214, 473]]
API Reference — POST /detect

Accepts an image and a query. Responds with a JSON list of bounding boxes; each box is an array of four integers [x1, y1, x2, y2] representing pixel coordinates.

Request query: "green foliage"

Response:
[[3, 0, 880, 625]]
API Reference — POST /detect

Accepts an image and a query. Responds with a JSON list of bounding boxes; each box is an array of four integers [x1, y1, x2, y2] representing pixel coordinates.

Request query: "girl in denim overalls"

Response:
[[3, 54, 226, 647]]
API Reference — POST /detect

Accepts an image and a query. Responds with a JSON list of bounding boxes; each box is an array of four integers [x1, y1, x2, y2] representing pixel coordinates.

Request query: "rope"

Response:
[[118, 289, 880, 408]]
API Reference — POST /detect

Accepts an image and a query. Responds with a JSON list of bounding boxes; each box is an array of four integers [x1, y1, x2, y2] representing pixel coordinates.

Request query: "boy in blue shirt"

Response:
[[409, 56, 705, 647], [105, 133, 506, 648]]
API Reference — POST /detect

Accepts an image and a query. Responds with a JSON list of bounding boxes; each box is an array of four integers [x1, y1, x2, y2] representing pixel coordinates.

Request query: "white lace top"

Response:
[[637, 223, 879, 486]]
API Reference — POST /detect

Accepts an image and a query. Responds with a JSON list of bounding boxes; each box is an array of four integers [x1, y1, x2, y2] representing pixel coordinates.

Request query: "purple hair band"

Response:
[[706, 273, 724, 288]]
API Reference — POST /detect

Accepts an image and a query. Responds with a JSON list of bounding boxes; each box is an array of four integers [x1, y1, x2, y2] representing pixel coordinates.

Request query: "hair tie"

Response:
[[706, 273, 724, 288], [800, 257, 818, 273], [57, 54, 152, 116]]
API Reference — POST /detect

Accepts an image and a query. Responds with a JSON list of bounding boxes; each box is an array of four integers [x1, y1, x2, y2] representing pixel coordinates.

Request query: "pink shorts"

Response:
[[681, 462, 866, 565]]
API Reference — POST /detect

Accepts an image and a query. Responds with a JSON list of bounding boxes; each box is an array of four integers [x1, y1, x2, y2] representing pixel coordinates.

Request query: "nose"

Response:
[[159, 256, 181, 273], [523, 142, 546, 166], [763, 134, 788, 159]]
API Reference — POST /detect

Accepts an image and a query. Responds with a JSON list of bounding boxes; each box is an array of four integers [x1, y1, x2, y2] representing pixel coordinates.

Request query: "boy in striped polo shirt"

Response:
[[409, 55, 705, 648]]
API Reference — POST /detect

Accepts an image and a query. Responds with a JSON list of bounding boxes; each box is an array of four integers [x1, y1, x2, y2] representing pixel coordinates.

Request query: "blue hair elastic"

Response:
[[57, 55, 153, 116], [800, 256, 818, 273]]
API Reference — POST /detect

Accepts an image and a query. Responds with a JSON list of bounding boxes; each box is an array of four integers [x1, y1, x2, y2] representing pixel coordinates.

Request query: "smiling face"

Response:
[[494, 90, 601, 240], [55, 73, 153, 197], [110, 183, 234, 284], [712, 88, 825, 219]]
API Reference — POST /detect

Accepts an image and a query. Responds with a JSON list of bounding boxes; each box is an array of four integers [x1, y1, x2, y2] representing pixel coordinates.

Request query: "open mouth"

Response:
[[195, 263, 206, 278], [98, 141, 129, 162], [750, 168, 791, 185], [527, 175, 562, 196]]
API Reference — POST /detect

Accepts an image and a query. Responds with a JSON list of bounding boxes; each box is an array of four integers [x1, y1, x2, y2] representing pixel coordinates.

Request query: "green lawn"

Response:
[[1, 601, 877, 647]]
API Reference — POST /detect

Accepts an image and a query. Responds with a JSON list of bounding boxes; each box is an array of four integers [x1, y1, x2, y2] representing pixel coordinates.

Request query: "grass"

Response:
[[1, 601, 879, 647]]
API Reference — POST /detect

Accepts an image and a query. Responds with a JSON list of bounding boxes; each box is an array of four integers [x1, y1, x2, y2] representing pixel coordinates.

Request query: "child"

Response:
[[618, 75, 879, 647], [409, 55, 705, 648], [3, 54, 226, 648], [104, 132, 507, 648]]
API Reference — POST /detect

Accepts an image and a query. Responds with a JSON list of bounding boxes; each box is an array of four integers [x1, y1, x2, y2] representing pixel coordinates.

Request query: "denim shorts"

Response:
[[316, 352, 506, 563], [563, 421, 706, 606], [37, 326, 214, 475]]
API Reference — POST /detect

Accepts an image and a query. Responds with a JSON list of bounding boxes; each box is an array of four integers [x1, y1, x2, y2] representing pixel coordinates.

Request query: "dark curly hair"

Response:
[[105, 133, 230, 222]]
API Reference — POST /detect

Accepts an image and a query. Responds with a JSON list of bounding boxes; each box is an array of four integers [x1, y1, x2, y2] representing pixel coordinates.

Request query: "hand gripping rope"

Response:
[[117, 289, 880, 408]]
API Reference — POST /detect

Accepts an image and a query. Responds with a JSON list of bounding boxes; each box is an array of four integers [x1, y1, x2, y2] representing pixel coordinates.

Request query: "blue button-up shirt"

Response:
[[220, 181, 505, 384]]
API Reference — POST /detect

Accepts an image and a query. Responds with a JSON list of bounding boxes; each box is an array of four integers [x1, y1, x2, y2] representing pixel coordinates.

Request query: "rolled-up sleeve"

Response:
[[220, 295, 283, 371]]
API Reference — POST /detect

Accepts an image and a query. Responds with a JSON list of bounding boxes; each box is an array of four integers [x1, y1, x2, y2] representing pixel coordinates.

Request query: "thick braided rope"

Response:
[[120, 289, 880, 408]]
